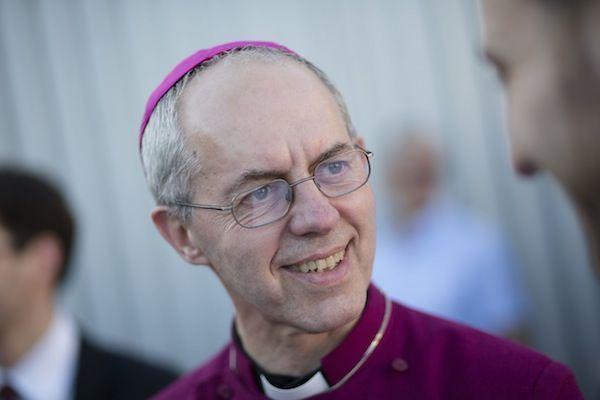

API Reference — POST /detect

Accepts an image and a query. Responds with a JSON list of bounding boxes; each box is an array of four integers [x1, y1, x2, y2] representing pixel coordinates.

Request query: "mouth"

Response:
[[286, 249, 345, 273], [283, 246, 351, 288]]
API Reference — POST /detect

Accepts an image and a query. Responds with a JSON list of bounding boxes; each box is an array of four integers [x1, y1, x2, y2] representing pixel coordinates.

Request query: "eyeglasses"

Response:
[[174, 147, 373, 228]]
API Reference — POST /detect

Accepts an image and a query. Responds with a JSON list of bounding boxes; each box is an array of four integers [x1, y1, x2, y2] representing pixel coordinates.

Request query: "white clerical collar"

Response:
[[260, 371, 329, 400], [5, 308, 79, 400]]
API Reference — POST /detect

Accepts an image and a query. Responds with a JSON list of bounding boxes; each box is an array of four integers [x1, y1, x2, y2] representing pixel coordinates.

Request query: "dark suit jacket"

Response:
[[73, 336, 178, 400]]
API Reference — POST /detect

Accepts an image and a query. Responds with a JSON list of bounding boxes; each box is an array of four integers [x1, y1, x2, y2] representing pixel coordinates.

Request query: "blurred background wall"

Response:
[[1, 0, 599, 396]]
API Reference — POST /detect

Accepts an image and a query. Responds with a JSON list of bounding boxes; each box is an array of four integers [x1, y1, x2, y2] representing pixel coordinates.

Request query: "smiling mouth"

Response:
[[287, 250, 345, 273]]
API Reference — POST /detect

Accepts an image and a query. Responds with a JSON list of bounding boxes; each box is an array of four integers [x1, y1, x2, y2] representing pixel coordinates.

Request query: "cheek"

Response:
[[0, 256, 18, 281], [205, 227, 283, 293], [338, 186, 376, 259], [339, 184, 375, 220]]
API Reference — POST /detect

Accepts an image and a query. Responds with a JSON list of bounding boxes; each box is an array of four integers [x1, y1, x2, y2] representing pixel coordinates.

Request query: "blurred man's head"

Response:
[[0, 168, 75, 335], [479, 0, 600, 202], [142, 44, 376, 335], [387, 132, 441, 220]]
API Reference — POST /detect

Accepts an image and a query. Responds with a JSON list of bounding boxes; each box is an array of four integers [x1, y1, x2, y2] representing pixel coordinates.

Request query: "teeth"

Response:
[[292, 250, 345, 273], [325, 256, 335, 268]]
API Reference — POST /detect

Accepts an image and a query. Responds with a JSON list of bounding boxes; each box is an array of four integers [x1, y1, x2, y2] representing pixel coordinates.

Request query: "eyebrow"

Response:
[[224, 141, 354, 199], [310, 142, 354, 170]]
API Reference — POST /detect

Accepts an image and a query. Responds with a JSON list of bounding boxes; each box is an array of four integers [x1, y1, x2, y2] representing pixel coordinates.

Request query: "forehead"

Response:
[[480, 0, 547, 56], [178, 57, 349, 184]]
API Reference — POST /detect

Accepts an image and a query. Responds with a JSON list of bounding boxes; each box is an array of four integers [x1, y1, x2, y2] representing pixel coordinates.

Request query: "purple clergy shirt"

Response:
[[153, 284, 582, 399]]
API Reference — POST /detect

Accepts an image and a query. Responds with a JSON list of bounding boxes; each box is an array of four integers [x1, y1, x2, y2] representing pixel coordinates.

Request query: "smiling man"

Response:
[[478, 0, 600, 271], [140, 41, 582, 399]]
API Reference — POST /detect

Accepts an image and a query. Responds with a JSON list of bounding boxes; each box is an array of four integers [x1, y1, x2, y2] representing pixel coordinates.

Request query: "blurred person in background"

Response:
[[0, 167, 177, 400], [140, 40, 581, 399], [372, 130, 526, 339], [479, 0, 600, 273]]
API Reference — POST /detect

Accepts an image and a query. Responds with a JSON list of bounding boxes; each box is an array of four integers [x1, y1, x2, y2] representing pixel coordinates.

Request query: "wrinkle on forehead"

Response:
[[178, 56, 350, 201]]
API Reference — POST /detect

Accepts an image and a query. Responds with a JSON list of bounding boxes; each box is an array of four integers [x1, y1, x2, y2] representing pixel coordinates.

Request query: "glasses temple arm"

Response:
[[173, 201, 233, 211]]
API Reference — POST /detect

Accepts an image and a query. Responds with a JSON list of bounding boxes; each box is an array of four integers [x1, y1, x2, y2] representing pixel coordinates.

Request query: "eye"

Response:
[[315, 151, 361, 186], [250, 185, 271, 202], [238, 180, 288, 208], [320, 158, 351, 179], [325, 160, 345, 175]]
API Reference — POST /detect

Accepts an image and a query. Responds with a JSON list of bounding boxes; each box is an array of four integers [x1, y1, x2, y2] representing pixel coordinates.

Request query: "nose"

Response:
[[513, 154, 539, 177], [287, 179, 340, 236]]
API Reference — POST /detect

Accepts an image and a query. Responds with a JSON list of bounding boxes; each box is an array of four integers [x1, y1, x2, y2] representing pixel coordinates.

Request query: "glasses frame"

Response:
[[173, 146, 373, 228]]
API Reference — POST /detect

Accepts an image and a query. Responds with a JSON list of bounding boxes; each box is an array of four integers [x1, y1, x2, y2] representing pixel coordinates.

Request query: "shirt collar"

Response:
[[260, 372, 329, 400], [7, 309, 79, 400], [228, 283, 389, 392]]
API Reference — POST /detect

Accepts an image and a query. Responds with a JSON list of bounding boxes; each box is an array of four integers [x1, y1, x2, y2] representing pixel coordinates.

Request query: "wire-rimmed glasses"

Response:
[[174, 147, 373, 228]]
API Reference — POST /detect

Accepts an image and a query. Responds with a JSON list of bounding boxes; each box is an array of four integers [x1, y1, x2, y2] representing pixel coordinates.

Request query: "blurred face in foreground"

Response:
[[479, 0, 600, 203], [161, 58, 376, 335]]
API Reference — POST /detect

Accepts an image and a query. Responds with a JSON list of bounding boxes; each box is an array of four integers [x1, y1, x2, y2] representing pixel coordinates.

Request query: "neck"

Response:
[[0, 298, 54, 367], [235, 311, 358, 377]]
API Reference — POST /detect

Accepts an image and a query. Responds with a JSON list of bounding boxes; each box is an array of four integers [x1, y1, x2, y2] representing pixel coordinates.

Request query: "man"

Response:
[[478, 0, 600, 271], [140, 41, 582, 399], [0, 168, 177, 400], [373, 132, 525, 338]]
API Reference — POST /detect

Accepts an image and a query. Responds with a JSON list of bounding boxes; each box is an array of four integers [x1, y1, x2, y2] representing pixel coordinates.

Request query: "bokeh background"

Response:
[[1, 0, 599, 396]]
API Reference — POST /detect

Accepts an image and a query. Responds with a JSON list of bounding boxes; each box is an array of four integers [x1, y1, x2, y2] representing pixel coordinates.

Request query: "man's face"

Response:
[[0, 224, 33, 332], [479, 0, 600, 201], [176, 59, 376, 333]]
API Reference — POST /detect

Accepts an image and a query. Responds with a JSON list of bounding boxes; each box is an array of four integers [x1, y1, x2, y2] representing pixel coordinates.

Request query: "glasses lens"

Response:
[[233, 179, 292, 228], [315, 150, 370, 197]]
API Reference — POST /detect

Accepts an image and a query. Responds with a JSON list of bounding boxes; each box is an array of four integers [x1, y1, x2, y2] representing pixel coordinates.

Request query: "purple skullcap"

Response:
[[139, 40, 297, 150]]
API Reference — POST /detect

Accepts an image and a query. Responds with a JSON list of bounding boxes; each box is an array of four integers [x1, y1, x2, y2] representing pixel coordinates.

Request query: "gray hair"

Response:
[[141, 46, 357, 223]]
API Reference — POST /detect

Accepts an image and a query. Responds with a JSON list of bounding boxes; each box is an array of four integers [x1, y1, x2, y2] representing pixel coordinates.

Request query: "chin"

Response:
[[292, 290, 367, 334]]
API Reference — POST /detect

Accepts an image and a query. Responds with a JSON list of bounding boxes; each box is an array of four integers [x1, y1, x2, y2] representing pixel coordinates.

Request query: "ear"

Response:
[[26, 233, 63, 286], [151, 206, 209, 265]]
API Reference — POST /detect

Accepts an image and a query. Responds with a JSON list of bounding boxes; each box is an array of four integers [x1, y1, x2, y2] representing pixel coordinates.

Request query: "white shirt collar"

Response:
[[4, 309, 79, 400], [260, 371, 329, 400]]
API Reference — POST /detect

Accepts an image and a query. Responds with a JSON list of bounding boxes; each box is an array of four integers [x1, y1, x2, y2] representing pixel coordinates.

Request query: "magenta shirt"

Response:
[[153, 284, 582, 399]]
